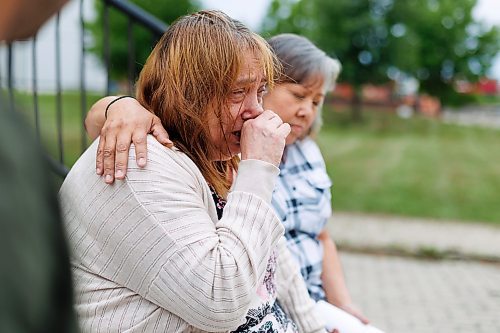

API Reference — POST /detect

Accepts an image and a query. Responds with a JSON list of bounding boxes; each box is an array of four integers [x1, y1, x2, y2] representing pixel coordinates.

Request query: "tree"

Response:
[[87, 0, 200, 82], [386, 0, 499, 104], [261, 0, 499, 110], [262, 0, 396, 120]]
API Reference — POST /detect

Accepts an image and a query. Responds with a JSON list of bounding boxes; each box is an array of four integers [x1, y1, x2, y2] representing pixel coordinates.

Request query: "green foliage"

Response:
[[387, 0, 499, 104], [440, 90, 480, 107], [86, 0, 200, 80], [262, 0, 390, 86], [261, 0, 500, 106]]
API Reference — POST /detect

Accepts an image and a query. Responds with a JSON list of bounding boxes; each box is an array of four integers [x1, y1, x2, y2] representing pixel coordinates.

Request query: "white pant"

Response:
[[315, 300, 386, 333]]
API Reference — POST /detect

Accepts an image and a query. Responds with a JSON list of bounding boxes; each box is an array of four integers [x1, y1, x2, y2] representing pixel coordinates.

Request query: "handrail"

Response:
[[104, 0, 168, 38], [2, 0, 169, 178]]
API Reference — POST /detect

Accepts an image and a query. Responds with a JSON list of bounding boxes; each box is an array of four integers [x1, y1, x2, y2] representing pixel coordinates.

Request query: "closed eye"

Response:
[[230, 89, 246, 102], [232, 89, 245, 96], [292, 92, 305, 100]]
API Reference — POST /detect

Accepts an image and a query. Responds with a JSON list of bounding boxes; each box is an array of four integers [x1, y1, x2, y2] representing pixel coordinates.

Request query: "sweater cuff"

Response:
[[232, 159, 280, 203]]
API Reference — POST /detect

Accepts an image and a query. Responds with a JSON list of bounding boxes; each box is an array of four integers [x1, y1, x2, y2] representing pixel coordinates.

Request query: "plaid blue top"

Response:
[[272, 137, 332, 301]]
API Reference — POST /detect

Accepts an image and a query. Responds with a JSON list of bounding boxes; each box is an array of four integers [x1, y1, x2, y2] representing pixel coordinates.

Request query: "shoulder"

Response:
[[60, 136, 207, 206], [136, 136, 203, 182], [295, 137, 323, 162], [281, 137, 332, 188], [284, 137, 326, 171]]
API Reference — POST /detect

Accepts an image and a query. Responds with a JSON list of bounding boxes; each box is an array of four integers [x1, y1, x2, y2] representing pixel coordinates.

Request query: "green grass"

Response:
[[13, 91, 101, 166], [318, 108, 500, 224], [474, 94, 500, 106]]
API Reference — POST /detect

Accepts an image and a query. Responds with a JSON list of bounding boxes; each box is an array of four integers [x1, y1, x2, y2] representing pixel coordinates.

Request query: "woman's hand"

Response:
[[337, 303, 370, 325], [94, 97, 173, 184], [318, 229, 371, 325], [240, 110, 290, 167]]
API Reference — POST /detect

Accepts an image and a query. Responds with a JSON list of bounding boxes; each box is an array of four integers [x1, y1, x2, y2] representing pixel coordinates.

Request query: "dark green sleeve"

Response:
[[0, 111, 79, 333]]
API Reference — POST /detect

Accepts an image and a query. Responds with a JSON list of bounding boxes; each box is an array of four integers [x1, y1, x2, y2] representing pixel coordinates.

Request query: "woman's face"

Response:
[[208, 53, 267, 161], [263, 77, 324, 145]]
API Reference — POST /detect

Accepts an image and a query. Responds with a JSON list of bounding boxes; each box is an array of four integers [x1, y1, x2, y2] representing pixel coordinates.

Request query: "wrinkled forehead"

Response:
[[233, 54, 267, 87], [234, 33, 277, 88]]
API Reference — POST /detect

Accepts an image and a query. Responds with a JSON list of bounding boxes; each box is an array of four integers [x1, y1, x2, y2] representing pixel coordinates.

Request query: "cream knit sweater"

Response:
[[60, 136, 325, 333]]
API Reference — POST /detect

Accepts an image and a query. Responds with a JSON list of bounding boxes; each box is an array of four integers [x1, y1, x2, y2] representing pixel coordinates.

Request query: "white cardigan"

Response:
[[60, 136, 324, 333]]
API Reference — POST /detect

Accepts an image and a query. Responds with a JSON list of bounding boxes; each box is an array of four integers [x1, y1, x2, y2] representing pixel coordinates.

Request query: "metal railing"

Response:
[[0, 0, 167, 177]]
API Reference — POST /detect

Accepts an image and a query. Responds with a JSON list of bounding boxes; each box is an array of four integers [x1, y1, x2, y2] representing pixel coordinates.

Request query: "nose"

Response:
[[240, 93, 264, 120], [297, 100, 314, 118]]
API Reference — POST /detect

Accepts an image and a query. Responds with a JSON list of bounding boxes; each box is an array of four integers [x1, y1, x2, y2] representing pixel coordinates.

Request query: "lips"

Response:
[[290, 124, 304, 133]]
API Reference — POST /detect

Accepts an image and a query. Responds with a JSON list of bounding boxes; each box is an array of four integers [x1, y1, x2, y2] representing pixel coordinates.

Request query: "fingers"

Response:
[[96, 136, 105, 176], [356, 313, 370, 325], [254, 109, 284, 129], [276, 122, 291, 137], [340, 304, 370, 325], [261, 109, 279, 120], [259, 110, 290, 139], [114, 133, 132, 179], [96, 129, 149, 184], [151, 116, 173, 147], [132, 132, 148, 168], [102, 131, 117, 184], [239, 109, 289, 166], [94, 104, 164, 182]]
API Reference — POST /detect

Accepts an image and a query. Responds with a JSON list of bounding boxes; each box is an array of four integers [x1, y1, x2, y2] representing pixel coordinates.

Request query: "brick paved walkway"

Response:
[[326, 212, 500, 332], [328, 212, 500, 261], [341, 252, 500, 333]]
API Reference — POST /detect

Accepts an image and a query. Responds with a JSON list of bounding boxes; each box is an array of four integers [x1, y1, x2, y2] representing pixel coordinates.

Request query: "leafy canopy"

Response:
[[261, 0, 499, 104], [87, 0, 200, 80]]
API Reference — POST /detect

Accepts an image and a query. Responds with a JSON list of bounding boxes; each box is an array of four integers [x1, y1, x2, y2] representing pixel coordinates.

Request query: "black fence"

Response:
[[0, 0, 167, 177]]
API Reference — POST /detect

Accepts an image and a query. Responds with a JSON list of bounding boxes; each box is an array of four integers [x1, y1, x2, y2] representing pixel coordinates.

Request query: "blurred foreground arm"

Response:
[[0, 0, 67, 41]]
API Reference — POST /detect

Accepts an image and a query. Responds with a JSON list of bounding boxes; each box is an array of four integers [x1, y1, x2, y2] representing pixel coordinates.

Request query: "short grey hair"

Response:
[[267, 33, 341, 136]]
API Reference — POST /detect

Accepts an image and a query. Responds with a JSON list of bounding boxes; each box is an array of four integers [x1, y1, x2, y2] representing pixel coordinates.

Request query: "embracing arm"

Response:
[[319, 228, 369, 324], [85, 96, 172, 183], [84, 96, 116, 140]]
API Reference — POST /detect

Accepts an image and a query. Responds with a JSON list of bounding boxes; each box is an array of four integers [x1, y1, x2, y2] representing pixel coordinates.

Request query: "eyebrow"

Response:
[[234, 77, 267, 87], [293, 84, 325, 97]]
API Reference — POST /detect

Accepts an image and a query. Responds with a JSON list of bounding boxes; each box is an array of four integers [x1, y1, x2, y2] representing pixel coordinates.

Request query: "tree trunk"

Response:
[[351, 87, 363, 122]]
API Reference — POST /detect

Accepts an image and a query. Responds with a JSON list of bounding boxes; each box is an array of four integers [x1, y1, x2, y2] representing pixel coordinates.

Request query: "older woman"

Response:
[[85, 33, 385, 333], [265, 34, 384, 333], [61, 11, 324, 333]]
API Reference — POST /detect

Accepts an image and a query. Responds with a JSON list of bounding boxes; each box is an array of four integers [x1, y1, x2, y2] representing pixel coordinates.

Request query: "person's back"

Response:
[[60, 137, 239, 331], [61, 135, 293, 332]]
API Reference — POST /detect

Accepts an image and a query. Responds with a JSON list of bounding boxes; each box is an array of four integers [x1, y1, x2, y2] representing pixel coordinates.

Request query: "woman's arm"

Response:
[[61, 138, 285, 331], [318, 228, 369, 324], [85, 96, 116, 140], [85, 96, 172, 184], [275, 238, 326, 333]]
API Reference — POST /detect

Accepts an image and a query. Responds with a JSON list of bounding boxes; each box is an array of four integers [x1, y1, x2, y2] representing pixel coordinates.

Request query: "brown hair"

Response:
[[136, 10, 278, 196]]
